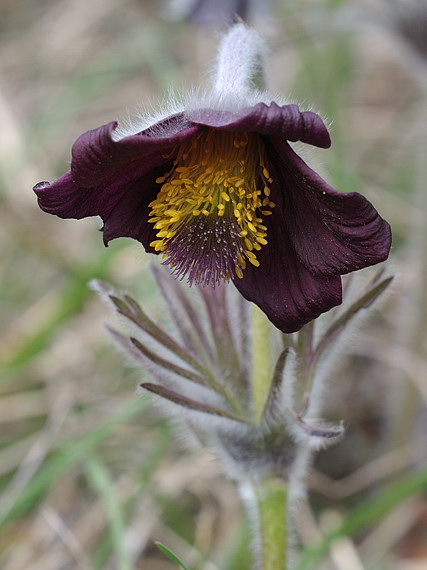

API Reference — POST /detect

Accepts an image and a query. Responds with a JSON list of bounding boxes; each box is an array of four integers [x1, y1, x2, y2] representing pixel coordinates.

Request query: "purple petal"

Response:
[[100, 163, 169, 248], [266, 138, 392, 276], [232, 220, 342, 333], [70, 115, 196, 187], [186, 102, 331, 148], [34, 116, 200, 247]]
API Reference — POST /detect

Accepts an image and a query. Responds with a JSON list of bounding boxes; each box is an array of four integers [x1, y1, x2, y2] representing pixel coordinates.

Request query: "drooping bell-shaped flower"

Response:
[[34, 24, 391, 333]]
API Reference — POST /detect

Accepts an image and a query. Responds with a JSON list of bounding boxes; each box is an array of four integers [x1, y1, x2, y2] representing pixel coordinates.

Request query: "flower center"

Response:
[[148, 127, 275, 286]]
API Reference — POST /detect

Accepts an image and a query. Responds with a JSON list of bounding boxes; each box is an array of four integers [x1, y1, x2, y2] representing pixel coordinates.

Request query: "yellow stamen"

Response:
[[148, 127, 275, 285]]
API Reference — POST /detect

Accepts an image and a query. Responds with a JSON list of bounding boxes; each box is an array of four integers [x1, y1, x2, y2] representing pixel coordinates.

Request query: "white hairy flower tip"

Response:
[[112, 24, 284, 141], [214, 23, 268, 97]]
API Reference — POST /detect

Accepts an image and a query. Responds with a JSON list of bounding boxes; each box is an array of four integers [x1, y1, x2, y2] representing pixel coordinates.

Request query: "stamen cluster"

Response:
[[148, 128, 275, 286]]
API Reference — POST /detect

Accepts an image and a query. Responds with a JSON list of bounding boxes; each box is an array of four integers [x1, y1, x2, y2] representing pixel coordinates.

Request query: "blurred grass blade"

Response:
[[155, 541, 189, 570], [296, 467, 427, 570], [91, 425, 172, 570], [1, 253, 114, 379], [0, 397, 148, 529], [86, 458, 134, 570]]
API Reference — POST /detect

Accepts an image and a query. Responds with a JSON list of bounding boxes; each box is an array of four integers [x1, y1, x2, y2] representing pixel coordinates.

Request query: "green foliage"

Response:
[[297, 468, 427, 569], [156, 542, 189, 570]]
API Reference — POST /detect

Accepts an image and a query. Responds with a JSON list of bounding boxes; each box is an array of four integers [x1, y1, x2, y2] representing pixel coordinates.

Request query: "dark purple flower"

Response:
[[33, 25, 391, 333], [34, 101, 391, 332]]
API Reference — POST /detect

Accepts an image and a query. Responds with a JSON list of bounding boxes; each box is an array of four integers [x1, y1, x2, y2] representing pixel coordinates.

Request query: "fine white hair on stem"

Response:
[[112, 23, 297, 141], [214, 23, 268, 96], [237, 480, 263, 570]]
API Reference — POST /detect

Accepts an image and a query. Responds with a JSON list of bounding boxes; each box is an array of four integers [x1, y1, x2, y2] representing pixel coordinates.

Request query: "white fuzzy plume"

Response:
[[214, 23, 268, 97]]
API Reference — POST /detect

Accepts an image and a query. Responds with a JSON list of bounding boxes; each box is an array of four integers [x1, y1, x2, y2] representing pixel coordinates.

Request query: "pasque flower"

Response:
[[165, 0, 273, 28], [34, 24, 391, 333]]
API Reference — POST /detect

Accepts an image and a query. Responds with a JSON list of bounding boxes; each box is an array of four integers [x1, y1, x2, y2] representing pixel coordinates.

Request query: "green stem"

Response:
[[251, 305, 273, 424], [252, 477, 288, 570], [294, 321, 315, 414]]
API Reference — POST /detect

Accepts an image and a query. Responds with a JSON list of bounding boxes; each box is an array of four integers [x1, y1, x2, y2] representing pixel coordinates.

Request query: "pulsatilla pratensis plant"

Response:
[[34, 24, 391, 334], [34, 24, 392, 569]]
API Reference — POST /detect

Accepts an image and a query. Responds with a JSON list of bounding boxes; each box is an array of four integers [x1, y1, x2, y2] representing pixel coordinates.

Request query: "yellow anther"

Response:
[[248, 257, 260, 267], [221, 191, 230, 202], [245, 238, 253, 251], [149, 240, 165, 252], [235, 265, 244, 278], [236, 253, 246, 267]]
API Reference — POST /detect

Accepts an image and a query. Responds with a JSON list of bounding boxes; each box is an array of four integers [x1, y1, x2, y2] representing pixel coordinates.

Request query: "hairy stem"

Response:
[[294, 321, 315, 415], [251, 305, 273, 424], [214, 24, 267, 96], [249, 477, 288, 570]]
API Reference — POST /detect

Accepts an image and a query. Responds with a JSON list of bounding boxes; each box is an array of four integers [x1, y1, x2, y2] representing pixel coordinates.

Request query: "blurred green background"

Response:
[[0, 0, 426, 568]]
